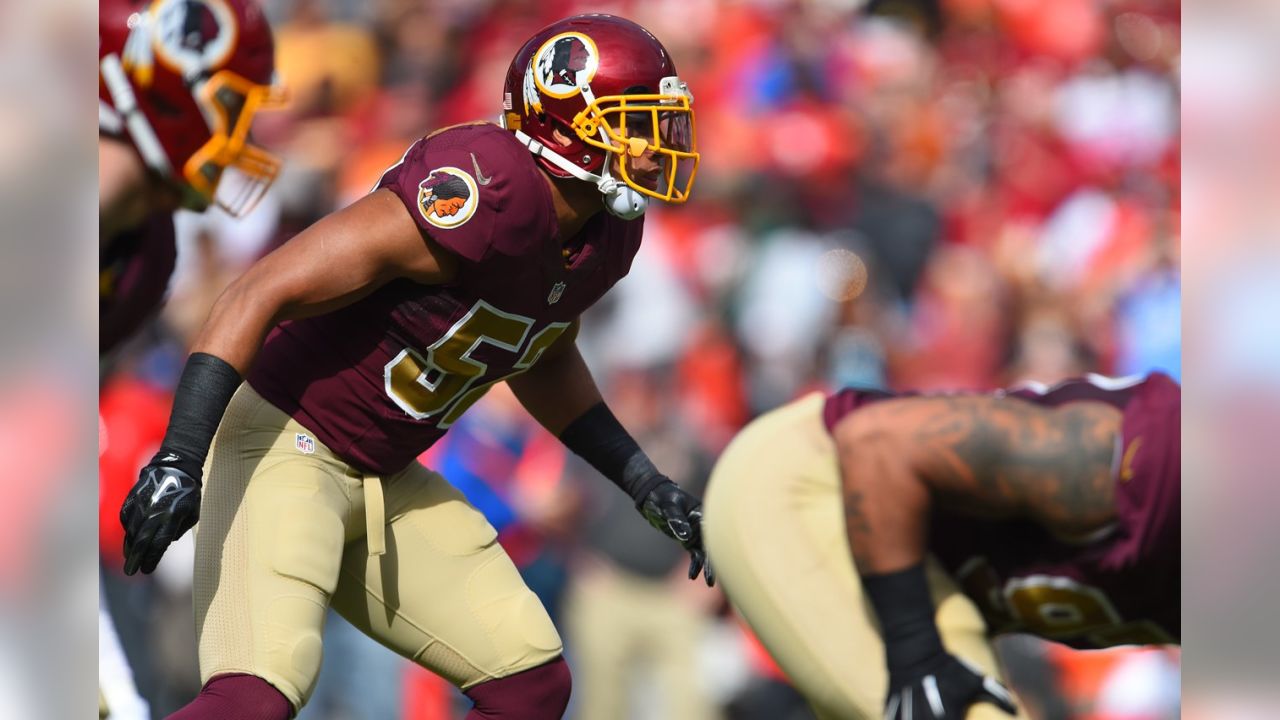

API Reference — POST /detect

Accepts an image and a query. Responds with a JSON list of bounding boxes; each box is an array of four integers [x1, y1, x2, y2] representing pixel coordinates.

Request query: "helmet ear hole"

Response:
[[151, 95, 182, 117], [548, 121, 583, 151]]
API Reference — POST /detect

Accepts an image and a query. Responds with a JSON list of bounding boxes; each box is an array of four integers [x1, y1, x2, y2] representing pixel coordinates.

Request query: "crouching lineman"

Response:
[[704, 373, 1179, 719]]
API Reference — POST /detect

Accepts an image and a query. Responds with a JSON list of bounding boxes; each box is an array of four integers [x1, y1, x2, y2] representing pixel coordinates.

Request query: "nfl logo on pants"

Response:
[[295, 433, 316, 454]]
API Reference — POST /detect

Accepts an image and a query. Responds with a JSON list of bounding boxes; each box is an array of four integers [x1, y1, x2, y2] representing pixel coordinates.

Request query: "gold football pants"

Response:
[[703, 393, 1027, 720], [194, 385, 563, 711]]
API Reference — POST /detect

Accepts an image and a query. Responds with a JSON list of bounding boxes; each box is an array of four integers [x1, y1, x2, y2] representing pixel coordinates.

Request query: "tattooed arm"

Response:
[[833, 394, 1122, 573], [837, 394, 1121, 719]]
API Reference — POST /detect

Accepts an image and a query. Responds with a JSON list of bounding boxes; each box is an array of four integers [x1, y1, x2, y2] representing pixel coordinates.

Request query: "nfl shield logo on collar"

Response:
[[295, 433, 316, 454], [547, 281, 566, 305]]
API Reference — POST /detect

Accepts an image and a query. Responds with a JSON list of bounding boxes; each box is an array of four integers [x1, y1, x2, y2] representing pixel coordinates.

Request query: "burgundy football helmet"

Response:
[[501, 14, 699, 218], [99, 0, 285, 216]]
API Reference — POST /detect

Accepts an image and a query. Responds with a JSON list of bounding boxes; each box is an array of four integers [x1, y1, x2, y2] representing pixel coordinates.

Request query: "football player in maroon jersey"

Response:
[[703, 373, 1180, 720], [118, 14, 708, 720], [100, 0, 284, 357], [99, 1, 282, 717]]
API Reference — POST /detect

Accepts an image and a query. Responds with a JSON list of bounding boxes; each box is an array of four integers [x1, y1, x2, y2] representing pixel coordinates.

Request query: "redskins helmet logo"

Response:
[[524, 31, 600, 114], [417, 167, 479, 229], [124, 0, 238, 85]]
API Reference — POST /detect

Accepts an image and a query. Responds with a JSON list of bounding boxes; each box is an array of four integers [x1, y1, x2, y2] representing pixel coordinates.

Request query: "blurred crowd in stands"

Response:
[[99, 0, 1181, 717]]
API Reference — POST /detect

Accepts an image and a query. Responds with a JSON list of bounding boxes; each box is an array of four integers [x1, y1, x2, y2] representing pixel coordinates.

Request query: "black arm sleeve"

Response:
[[863, 563, 948, 679], [557, 401, 669, 507], [152, 352, 243, 481]]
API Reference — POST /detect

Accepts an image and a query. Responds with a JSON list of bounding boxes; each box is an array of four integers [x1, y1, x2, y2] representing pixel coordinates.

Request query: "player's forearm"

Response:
[[835, 416, 954, 690], [836, 429, 932, 575], [148, 352, 242, 480], [189, 276, 281, 375], [508, 346, 670, 506], [506, 342, 603, 435], [153, 279, 280, 479]]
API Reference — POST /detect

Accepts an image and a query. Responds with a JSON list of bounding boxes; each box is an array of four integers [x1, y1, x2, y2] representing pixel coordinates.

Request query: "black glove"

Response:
[[120, 454, 202, 576], [639, 479, 714, 586], [865, 563, 1016, 719], [884, 651, 1017, 720]]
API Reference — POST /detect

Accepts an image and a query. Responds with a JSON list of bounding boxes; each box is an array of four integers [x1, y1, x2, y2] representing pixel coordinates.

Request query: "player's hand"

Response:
[[120, 457, 202, 576], [639, 479, 714, 586], [884, 653, 1017, 720]]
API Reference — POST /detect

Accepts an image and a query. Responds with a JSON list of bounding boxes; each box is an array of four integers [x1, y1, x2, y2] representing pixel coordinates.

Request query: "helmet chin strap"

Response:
[[512, 128, 648, 220], [100, 53, 173, 177]]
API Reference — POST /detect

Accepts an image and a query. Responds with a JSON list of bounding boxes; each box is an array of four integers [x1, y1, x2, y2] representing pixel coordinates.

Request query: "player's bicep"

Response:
[[240, 188, 457, 323], [835, 396, 1044, 513], [902, 395, 1121, 527]]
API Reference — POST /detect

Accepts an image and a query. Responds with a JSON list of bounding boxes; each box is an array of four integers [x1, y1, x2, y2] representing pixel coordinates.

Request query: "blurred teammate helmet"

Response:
[[501, 14, 699, 219], [99, 0, 285, 216]]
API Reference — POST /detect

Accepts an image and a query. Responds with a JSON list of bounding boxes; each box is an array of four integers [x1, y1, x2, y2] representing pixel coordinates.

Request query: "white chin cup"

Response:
[[603, 183, 647, 219], [595, 164, 648, 220]]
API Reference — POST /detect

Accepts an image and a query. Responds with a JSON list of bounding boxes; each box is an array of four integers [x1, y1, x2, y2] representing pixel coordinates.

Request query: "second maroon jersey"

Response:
[[248, 123, 643, 474], [101, 211, 177, 356], [824, 373, 1181, 648]]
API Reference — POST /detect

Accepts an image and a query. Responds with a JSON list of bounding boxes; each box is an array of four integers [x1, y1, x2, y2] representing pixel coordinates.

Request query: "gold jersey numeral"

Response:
[[384, 301, 570, 428], [956, 557, 1173, 647]]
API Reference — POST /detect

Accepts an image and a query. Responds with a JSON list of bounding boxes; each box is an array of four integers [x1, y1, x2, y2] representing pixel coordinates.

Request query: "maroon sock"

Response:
[[166, 673, 293, 720], [464, 657, 572, 720]]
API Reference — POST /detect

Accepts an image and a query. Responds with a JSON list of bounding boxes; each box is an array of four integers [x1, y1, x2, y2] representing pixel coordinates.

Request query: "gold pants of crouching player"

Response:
[[703, 393, 1028, 720], [194, 385, 563, 711]]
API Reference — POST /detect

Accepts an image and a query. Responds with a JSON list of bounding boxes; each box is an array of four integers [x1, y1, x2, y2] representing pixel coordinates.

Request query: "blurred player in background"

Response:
[[117, 13, 710, 720], [100, 0, 284, 355], [100, 0, 284, 716], [705, 372, 1180, 719]]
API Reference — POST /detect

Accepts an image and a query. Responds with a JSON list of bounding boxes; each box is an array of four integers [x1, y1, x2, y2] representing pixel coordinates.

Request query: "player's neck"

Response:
[[543, 171, 601, 242]]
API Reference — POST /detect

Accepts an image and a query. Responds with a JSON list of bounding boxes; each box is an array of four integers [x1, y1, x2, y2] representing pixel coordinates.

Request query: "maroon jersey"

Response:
[[249, 123, 643, 474], [100, 212, 177, 355], [824, 373, 1181, 648]]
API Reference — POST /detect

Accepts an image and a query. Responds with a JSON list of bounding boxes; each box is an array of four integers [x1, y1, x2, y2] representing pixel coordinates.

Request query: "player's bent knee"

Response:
[[463, 657, 571, 720], [166, 673, 293, 720]]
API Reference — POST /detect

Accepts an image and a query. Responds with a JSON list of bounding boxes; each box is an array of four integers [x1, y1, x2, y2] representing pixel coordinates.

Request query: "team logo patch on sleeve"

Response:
[[417, 167, 479, 229]]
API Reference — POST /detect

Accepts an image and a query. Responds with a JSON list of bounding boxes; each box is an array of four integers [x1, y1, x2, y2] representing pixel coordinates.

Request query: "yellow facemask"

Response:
[[183, 69, 288, 217], [570, 77, 699, 203]]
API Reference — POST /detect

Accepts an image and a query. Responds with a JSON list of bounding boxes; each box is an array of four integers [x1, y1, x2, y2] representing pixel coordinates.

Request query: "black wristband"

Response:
[[863, 563, 947, 679], [558, 402, 668, 506], [153, 352, 243, 481]]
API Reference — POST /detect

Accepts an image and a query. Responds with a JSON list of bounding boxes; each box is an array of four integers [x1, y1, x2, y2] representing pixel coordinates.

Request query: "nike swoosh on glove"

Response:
[[120, 461, 202, 576]]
